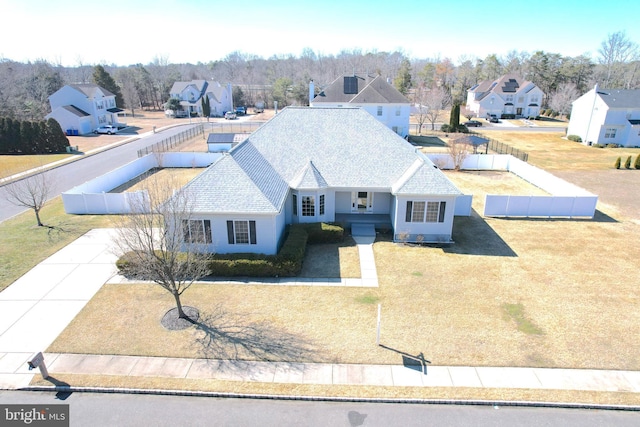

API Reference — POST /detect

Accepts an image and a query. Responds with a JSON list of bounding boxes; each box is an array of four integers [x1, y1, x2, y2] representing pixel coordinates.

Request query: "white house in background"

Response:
[[566, 85, 640, 147], [168, 80, 233, 117], [309, 74, 411, 137], [466, 74, 544, 119], [178, 107, 462, 255], [46, 84, 123, 135]]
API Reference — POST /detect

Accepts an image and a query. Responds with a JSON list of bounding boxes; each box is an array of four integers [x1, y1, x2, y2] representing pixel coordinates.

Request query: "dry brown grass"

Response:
[[49, 203, 640, 372], [476, 130, 640, 171]]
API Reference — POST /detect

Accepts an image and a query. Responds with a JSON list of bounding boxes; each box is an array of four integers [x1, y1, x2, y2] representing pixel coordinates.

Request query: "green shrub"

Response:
[[592, 143, 604, 148], [567, 134, 582, 142], [440, 124, 451, 133], [500, 114, 515, 119], [116, 222, 343, 278], [635, 154, 640, 169], [625, 155, 632, 169], [615, 157, 621, 169], [607, 143, 619, 148]]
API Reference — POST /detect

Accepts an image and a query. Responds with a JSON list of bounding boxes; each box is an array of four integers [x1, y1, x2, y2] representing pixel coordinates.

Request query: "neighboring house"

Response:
[[566, 85, 640, 147], [309, 74, 411, 137], [46, 84, 122, 135], [466, 74, 544, 119], [178, 107, 462, 255], [169, 80, 233, 117]]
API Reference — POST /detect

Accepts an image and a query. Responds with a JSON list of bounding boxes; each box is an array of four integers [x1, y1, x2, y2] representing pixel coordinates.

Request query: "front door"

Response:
[[351, 191, 373, 213]]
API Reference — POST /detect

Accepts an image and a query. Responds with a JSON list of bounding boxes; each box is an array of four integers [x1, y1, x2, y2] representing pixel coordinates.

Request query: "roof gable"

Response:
[[67, 84, 114, 98], [312, 74, 409, 104]]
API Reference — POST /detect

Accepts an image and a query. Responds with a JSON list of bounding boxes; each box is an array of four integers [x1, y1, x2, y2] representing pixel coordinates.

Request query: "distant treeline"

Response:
[[0, 117, 70, 154]]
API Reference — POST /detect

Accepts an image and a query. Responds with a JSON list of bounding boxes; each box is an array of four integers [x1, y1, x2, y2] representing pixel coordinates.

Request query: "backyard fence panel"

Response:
[[454, 195, 473, 216], [484, 195, 510, 216]]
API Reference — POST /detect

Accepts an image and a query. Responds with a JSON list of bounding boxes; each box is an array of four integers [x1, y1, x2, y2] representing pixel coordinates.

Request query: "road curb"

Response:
[[19, 385, 640, 411]]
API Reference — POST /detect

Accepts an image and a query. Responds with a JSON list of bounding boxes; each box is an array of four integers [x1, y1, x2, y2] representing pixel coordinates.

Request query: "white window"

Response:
[[319, 194, 325, 215], [377, 106, 383, 116], [605, 128, 617, 138], [182, 219, 212, 244], [405, 201, 446, 223], [518, 96, 524, 103], [302, 195, 315, 216], [226, 220, 256, 245], [395, 106, 401, 116]]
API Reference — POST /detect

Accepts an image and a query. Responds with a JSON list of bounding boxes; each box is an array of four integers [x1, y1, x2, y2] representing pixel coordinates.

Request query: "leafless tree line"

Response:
[[1, 31, 638, 120]]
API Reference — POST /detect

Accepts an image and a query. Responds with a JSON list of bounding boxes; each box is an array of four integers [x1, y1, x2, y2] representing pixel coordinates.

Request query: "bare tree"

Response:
[[447, 136, 471, 171], [598, 31, 638, 87], [419, 85, 451, 131], [549, 83, 579, 118], [113, 174, 211, 320], [5, 172, 51, 226]]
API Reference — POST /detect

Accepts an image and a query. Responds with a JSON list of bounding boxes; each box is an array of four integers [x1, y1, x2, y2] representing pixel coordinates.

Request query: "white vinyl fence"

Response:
[[63, 152, 221, 214], [428, 154, 598, 218]]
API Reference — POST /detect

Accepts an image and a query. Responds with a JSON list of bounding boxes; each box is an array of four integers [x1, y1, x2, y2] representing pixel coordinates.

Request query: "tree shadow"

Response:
[[379, 344, 431, 374], [190, 304, 321, 365], [488, 209, 618, 224]]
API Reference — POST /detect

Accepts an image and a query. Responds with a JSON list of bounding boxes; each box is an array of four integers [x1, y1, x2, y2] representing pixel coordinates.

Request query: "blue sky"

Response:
[[2, 0, 640, 66]]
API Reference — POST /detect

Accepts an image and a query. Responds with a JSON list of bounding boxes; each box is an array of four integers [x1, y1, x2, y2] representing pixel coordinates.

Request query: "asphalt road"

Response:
[[1, 391, 638, 426], [0, 124, 201, 223]]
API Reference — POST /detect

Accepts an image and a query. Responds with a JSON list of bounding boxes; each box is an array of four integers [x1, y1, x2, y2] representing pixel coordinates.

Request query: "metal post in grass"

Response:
[[376, 304, 381, 345]]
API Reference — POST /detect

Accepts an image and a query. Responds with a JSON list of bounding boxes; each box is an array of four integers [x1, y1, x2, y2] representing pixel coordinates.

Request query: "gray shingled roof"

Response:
[[183, 154, 283, 213], [185, 107, 460, 214], [469, 74, 539, 100], [393, 159, 462, 195], [312, 74, 409, 104], [62, 105, 90, 117], [69, 83, 114, 98], [597, 89, 640, 109]]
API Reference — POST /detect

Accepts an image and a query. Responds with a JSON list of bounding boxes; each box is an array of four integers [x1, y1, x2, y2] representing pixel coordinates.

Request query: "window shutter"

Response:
[[226, 221, 234, 244], [405, 201, 412, 222], [439, 202, 446, 222], [249, 221, 257, 244], [204, 220, 212, 244]]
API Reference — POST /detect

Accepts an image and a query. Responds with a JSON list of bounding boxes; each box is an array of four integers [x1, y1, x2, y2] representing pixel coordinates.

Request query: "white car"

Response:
[[94, 125, 118, 135]]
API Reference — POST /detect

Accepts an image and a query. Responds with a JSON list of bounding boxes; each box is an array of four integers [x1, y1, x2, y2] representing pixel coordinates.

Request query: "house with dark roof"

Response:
[[178, 107, 461, 255], [310, 74, 411, 137], [566, 85, 640, 147], [466, 74, 544, 119], [168, 80, 233, 117], [46, 84, 122, 135]]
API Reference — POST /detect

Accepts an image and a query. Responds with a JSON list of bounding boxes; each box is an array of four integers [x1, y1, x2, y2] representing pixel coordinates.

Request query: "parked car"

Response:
[[486, 114, 499, 123], [94, 125, 118, 135], [224, 111, 237, 120], [235, 106, 246, 116], [464, 120, 482, 127]]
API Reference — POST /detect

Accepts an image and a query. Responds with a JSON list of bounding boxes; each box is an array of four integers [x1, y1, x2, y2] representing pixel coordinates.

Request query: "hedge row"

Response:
[[0, 117, 70, 154], [116, 222, 344, 279], [208, 222, 344, 277]]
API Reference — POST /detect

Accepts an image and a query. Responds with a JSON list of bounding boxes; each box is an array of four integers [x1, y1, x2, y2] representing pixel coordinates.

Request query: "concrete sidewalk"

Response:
[[8, 353, 640, 395]]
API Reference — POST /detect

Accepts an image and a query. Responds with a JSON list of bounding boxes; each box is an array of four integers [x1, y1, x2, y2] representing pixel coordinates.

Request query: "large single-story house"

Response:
[[168, 80, 233, 117], [310, 74, 410, 137], [178, 107, 462, 255], [566, 85, 640, 147], [466, 74, 544, 119], [45, 84, 123, 135]]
